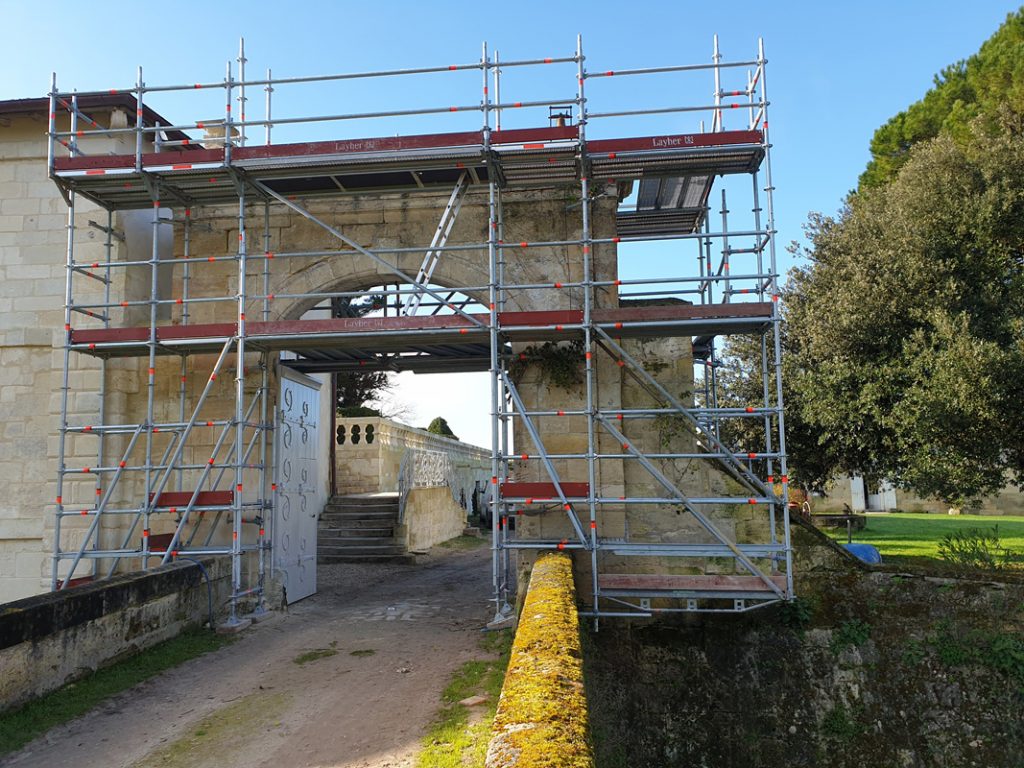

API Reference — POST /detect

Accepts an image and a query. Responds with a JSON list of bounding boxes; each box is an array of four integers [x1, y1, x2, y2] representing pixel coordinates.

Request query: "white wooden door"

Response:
[[850, 475, 867, 511], [273, 368, 321, 603], [866, 479, 897, 512]]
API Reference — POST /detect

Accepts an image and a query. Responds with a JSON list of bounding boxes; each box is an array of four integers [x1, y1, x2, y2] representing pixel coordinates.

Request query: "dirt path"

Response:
[[4, 545, 496, 768]]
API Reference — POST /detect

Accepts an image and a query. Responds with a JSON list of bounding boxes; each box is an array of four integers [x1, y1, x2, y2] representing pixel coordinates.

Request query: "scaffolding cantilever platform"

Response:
[[48, 34, 792, 623]]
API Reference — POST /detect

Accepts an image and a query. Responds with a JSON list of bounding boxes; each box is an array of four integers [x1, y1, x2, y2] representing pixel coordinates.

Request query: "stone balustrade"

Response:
[[335, 416, 490, 500]]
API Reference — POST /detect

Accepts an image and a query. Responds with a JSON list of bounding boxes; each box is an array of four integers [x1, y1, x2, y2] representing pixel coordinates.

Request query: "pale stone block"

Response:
[[1, 198, 42, 216]]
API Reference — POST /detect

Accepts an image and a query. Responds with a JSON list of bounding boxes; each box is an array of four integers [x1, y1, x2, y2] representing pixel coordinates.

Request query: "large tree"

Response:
[[717, 11, 1024, 506], [861, 9, 1024, 189], [787, 127, 1024, 504]]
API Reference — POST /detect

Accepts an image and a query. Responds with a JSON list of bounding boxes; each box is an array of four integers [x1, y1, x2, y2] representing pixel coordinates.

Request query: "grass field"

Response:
[[827, 512, 1024, 569]]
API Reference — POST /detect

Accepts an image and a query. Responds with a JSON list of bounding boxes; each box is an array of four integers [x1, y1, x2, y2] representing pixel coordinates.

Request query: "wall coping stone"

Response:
[[0, 560, 213, 652]]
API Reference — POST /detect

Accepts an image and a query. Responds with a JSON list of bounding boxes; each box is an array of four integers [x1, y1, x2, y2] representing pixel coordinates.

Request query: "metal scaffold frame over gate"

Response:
[[47, 34, 792, 623]]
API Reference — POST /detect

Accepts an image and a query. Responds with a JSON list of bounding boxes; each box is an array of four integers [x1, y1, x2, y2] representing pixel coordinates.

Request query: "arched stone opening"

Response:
[[274, 261, 495, 323]]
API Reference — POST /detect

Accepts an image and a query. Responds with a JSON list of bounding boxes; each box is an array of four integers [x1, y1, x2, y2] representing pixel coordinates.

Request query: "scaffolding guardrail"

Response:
[[48, 34, 790, 624]]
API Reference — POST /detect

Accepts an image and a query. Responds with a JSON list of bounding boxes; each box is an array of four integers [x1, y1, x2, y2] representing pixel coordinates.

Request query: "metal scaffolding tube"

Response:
[[482, 42, 505, 620], [576, 34, 602, 620], [48, 35, 791, 622], [758, 37, 794, 595]]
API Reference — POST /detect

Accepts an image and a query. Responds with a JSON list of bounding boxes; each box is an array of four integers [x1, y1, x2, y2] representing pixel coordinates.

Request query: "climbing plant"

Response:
[[508, 340, 584, 390]]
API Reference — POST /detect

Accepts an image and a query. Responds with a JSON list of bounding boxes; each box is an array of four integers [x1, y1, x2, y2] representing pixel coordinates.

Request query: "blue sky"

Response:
[[3, 1, 1018, 446]]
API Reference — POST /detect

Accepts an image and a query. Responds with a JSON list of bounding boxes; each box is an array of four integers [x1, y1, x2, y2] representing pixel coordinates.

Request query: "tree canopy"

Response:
[[720, 9, 1024, 505], [787, 128, 1024, 504], [426, 416, 459, 441], [860, 9, 1024, 189]]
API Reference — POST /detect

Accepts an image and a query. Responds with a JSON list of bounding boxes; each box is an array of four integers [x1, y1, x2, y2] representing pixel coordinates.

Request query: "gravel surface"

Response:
[[4, 544, 496, 768]]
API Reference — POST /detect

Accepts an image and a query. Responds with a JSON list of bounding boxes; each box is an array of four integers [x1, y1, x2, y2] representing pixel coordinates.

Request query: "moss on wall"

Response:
[[487, 553, 594, 768]]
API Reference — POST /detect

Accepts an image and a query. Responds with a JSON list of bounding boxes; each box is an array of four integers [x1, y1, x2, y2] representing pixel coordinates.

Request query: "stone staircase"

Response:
[[317, 493, 412, 564]]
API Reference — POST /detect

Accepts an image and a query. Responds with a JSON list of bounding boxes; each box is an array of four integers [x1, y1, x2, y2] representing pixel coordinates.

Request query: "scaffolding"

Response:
[[48, 35, 791, 622]]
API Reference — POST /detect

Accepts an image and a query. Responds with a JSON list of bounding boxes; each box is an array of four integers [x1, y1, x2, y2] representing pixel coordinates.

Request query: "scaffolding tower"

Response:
[[48, 35, 791, 622]]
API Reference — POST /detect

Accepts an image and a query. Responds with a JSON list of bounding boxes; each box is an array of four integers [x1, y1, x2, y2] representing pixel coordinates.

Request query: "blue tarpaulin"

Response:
[[842, 542, 883, 564]]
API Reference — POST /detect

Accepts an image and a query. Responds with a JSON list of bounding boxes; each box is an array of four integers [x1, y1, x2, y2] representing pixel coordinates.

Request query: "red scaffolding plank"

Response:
[[70, 303, 773, 358], [53, 126, 581, 173], [587, 129, 762, 155], [149, 490, 234, 508], [500, 482, 590, 499]]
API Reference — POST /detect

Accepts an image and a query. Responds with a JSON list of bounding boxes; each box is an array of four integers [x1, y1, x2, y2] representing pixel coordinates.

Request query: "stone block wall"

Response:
[[0, 556, 232, 712], [0, 111, 153, 602], [585, 530, 1024, 767], [398, 486, 468, 552]]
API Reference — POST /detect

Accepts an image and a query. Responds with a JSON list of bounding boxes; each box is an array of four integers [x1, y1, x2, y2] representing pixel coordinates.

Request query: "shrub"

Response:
[[937, 526, 1014, 570], [830, 619, 871, 653], [426, 416, 459, 441], [338, 405, 382, 417]]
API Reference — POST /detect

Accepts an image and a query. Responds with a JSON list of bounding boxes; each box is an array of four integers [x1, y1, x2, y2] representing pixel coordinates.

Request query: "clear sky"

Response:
[[3, 1, 1018, 447]]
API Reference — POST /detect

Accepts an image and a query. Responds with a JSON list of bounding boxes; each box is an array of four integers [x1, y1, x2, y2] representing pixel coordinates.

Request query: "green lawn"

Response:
[[827, 513, 1024, 569]]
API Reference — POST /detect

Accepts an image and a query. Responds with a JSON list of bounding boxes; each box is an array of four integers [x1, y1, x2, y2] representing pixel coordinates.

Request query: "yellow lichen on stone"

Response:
[[486, 553, 594, 768]]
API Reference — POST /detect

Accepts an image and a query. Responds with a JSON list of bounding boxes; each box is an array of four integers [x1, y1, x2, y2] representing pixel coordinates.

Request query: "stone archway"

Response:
[[273, 261, 494, 324]]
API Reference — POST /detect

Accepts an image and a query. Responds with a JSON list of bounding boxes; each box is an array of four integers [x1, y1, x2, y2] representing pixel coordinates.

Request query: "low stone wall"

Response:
[[0, 558, 232, 712], [335, 416, 489, 495], [486, 553, 594, 768], [398, 486, 467, 552]]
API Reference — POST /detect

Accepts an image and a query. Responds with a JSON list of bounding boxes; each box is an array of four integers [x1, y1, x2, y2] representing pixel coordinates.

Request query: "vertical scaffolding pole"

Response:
[[493, 51, 502, 132], [712, 34, 722, 132], [51, 73, 72, 588], [92, 209, 114, 572], [134, 67, 144, 172], [141, 188, 161, 569], [178, 208, 192, 494], [262, 202, 272, 321], [230, 178, 248, 623], [751, 168, 777, 553], [237, 38, 247, 148], [265, 69, 273, 146], [577, 34, 601, 623], [482, 41, 506, 620], [757, 37, 793, 595], [497, 214, 511, 609], [720, 189, 731, 302]]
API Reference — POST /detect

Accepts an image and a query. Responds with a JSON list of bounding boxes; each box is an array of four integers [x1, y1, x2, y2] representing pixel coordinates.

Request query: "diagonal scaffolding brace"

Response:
[[502, 371, 589, 548], [403, 172, 468, 316], [594, 326, 770, 497], [594, 413, 784, 597]]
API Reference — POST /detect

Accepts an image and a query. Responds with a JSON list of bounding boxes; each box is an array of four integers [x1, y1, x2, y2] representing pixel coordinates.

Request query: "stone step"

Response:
[[324, 501, 399, 511], [316, 544, 407, 556], [317, 525, 395, 538], [327, 495, 399, 507], [317, 536, 396, 547], [320, 511, 398, 523], [321, 507, 397, 520], [317, 553, 415, 564]]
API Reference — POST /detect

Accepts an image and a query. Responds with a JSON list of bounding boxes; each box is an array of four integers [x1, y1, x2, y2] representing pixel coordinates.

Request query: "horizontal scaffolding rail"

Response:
[[48, 33, 791, 625]]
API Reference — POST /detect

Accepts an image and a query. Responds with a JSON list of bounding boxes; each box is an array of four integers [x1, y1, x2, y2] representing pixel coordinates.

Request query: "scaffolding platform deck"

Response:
[[52, 127, 764, 213], [70, 303, 773, 367], [598, 573, 787, 599], [48, 37, 793, 622]]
